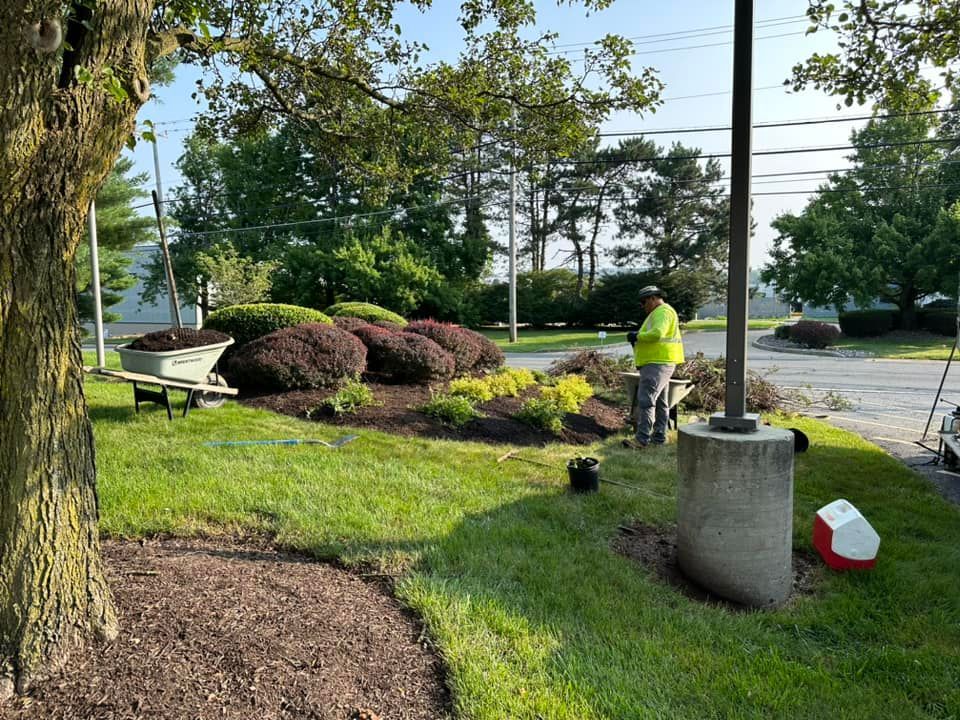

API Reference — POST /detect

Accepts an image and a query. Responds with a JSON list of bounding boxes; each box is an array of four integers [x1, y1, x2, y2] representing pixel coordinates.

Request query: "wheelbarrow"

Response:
[[84, 338, 237, 420], [618, 372, 695, 430]]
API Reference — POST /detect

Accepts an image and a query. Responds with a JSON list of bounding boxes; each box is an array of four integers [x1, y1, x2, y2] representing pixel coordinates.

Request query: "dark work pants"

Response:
[[635, 363, 676, 445]]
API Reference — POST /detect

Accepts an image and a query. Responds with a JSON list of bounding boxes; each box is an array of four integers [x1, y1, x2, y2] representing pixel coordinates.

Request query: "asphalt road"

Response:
[[506, 330, 960, 503]]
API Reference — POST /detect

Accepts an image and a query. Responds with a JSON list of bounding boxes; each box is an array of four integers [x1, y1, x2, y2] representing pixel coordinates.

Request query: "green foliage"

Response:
[[417, 393, 482, 428], [773, 324, 792, 340], [762, 115, 960, 326], [514, 398, 565, 435], [325, 302, 408, 326], [791, 0, 958, 109], [838, 310, 900, 337], [582, 270, 706, 325], [333, 226, 442, 315], [319, 378, 377, 415], [195, 242, 280, 308], [540, 374, 593, 413], [203, 303, 332, 347], [467, 269, 585, 326], [919, 309, 958, 336], [448, 377, 495, 404]]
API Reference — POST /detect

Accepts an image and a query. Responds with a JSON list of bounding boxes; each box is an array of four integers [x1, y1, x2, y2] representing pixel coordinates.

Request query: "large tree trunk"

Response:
[[0, 0, 153, 694]]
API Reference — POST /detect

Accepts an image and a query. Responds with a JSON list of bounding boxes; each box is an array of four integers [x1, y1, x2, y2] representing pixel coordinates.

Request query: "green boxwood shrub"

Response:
[[838, 309, 899, 337], [788, 320, 840, 349], [919, 309, 957, 337], [204, 303, 332, 348], [227, 323, 366, 391], [773, 324, 792, 340], [325, 302, 407, 326]]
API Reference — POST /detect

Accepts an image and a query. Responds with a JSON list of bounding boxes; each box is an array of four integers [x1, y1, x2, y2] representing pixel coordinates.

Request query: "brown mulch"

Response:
[[241, 383, 628, 447], [612, 522, 822, 610], [3, 538, 449, 720], [128, 328, 232, 352]]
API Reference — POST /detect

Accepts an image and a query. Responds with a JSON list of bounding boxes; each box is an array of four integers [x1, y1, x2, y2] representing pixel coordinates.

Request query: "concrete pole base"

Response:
[[677, 423, 795, 607]]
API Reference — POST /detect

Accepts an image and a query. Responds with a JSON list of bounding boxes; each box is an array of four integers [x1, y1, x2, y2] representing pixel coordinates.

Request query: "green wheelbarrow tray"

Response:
[[618, 372, 696, 429]]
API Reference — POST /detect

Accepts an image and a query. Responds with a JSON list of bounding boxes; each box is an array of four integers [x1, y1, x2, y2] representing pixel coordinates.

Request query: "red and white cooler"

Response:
[[812, 499, 881, 570]]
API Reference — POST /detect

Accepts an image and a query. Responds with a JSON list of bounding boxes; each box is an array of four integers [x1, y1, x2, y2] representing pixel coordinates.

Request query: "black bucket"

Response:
[[567, 457, 600, 493], [789, 428, 810, 453]]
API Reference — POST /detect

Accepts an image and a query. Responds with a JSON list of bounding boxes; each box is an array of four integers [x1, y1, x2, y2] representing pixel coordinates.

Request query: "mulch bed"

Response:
[[242, 383, 629, 447], [3, 538, 449, 720], [612, 522, 821, 609]]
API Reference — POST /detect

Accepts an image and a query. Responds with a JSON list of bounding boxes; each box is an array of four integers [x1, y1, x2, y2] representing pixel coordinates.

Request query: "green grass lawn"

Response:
[[834, 333, 955, 360], [84, 356, 960, 719], [683, 317, 788, 332]]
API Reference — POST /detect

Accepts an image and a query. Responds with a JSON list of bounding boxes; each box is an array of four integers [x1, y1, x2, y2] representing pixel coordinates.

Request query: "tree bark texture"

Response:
[[0, 0, 153, 693]]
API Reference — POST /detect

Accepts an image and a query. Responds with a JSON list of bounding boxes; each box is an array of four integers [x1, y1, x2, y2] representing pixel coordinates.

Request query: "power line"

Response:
[[173, 195, 508, 239], [597, 107, 960, 138]]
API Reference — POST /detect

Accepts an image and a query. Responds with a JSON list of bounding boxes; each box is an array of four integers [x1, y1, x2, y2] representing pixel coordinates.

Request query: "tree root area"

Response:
[[1, 538, 449, 720], [613, 523, 822, 610], [242, 383, 628, 447]]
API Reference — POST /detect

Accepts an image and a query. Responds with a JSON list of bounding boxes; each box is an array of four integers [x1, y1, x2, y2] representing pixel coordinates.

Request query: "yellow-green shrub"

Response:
[[485, 372, 520, 398], [495, 366, 536, 390], [540, 374, 593, 413], [449, 377, 495, 404]]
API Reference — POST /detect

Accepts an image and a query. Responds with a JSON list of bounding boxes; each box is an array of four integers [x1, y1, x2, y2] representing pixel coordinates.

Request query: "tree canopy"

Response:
[[761, 112, 960, 326], [791, 0, 960, 108]]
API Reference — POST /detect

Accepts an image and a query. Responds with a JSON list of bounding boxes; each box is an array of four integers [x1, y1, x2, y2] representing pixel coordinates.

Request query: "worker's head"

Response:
[[638, 285, 664, 313]]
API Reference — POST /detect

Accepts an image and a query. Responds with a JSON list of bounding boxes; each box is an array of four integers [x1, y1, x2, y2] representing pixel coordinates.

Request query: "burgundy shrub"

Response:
[[788, 320, 841, 349], [404, 319, 482, 375], [372, 320, 405, 332], [332, 315, 369, 333], [462, 328, 505, 371], [228, 323, 366, 391], [364, 332, 455, 383]]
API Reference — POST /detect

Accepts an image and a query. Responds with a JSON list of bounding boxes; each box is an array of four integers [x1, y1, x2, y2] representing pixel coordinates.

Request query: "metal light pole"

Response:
[[88, 200, 106, 367], [710, 0, 759, 432]]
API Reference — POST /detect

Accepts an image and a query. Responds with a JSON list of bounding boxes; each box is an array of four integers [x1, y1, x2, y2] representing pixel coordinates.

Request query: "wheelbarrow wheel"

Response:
[[193, 373, 228, 409]]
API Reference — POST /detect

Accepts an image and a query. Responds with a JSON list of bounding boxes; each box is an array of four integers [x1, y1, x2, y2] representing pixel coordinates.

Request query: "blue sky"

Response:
[[126, 0, 858, 271]]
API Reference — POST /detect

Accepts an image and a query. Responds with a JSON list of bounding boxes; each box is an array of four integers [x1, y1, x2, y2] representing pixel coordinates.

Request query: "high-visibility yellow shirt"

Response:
[[633, 303, 685, 365]]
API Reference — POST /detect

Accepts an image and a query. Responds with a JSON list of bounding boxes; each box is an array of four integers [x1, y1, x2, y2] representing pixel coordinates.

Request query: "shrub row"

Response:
[[839, 307, 957, 337]]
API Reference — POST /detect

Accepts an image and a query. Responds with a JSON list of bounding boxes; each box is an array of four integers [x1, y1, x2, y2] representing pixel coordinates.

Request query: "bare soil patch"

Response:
[[242, 383, 628, 447], [613, 522, 822, 609], [2, 538, 449, 720]]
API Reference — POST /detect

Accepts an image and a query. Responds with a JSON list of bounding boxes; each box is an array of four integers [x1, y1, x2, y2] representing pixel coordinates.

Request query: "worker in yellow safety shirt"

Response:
[[623, 285, 685, 450]]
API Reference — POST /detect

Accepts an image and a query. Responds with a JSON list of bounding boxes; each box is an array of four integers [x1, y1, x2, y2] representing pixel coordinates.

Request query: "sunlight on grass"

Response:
[[834, 334, 954, 360], [85, 366, 960, 719]]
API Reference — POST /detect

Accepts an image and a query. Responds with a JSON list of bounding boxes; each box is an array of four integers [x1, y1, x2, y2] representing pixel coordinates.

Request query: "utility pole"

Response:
[[508, 110, 518, 343], [152, 133, 181, 327], [87, 201, 106, 367], [709, 0, 758, 432]]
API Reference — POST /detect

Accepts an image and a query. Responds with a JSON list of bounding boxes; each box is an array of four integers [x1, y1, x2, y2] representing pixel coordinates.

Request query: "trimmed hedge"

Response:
[[838, 309, 899, 337], [351, 323, 396, 349], [325, 302, 407, 327], [788, 320, 840, 349], [465, 329, 505, 371], [773, 324, 792, 340], [363, 332, 455, 383], [919, 309, 957, 337], [331, 316, 369, 333], [227, 323, 366, 391], [204, 303, 332, 348], [405, 320, 482, 375]]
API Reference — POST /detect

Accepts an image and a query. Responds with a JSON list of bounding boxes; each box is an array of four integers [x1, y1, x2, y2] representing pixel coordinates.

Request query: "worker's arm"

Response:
[[635, 308, 669, 343]]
